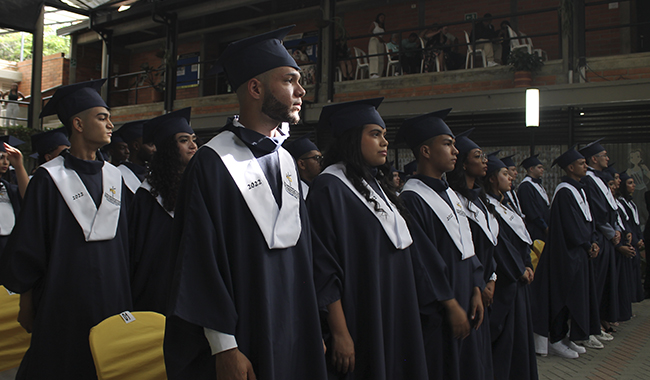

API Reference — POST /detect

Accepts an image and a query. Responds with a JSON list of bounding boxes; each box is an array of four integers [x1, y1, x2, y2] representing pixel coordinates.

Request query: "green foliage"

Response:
[[507, 49, 545, 74], [0, 26, 70, 62]]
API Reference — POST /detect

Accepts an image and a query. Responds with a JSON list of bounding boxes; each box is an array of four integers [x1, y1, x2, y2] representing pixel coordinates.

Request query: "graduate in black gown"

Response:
[[283, 132, 323, 199], [0, 79, 132, 380], [501, 154, 524, 217], [163, 27, 327, 380], [618, 173, 645, 303], [397, 114, 486, 380], [484, 152, 538, 380], [29, 127, 71, 167], [309, 98, 443, 380], [129, 108, 196, 314], [578, 139, 620, 336], [517, 154, 550, 242], [529, 148, 602, 358], [447, 129, 497, 380], [0, 136, 28, 255], [116, 119, 154, 204]]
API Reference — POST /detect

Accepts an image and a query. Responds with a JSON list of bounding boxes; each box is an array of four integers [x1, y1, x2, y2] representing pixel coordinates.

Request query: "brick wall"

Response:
[[16, 53, 70, 97], [585, 2, 622, 57]]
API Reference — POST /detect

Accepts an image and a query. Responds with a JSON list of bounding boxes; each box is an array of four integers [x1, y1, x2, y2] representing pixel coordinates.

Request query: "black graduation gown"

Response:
[[619, 198, 644, 302], [614, 205, 633, 321], [582, 170, 619, 322], [128, 187, 174, 314], [164, 125, 327, 380], [309, 171, 433, 380], [0, 178, 21, 255], [517, 177, 550, 242], [0, 152, 132, 380], [530, 178, 600, 342], [465, 188, 496, 380], [488, 195, 538, 380], [400, 176, 486, 380]]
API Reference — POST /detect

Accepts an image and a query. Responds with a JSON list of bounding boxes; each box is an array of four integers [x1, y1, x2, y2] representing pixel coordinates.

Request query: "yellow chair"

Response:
[[530, 239, 545, 271], [89, 311, 167, 380], [0, 286, 31, 372]]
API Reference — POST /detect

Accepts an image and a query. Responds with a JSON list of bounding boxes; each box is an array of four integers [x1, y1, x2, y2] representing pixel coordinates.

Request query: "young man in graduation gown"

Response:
[[104, 132, 130, 166], [129, 108, 196, 315], [163, 26, 327, 380], [517, 154, 550, 242], [0, 79, 132, 380], [530, 148, 603, 358], [283, 132, 323, 199], [397, 110, 486, 380], [578, 139, 619, 338], [115, 119, 154, 206], [30, 127, 71, 166], [501, 154, 524, 216]]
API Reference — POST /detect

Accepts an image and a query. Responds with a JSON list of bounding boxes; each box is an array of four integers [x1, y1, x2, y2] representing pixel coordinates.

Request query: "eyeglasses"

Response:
[[474, 153, 488, 162], [303, 155, 324, 163], [594, 153, 609, 158]]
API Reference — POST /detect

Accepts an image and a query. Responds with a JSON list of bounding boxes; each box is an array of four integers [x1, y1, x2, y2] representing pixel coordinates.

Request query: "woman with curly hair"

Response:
[[128, 107, 197, 314], [308, 98, 447, 380]]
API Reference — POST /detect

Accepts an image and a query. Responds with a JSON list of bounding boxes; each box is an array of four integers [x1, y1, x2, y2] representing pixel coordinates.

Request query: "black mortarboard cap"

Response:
[[551, 147, 584, 169], [143, 108, 193, 146], [0, 135, 25, 153], [284, 132, 319, 159], [30, 127, 70, 158], [215, 26, 299, 91], [604, 162, 618, 175], [601, 170, 614, 183], [318, 98, 385, 138], [39, 79, 108, 124], [117, 119, 147, 143], [521, 154, 543, 169], [454, 128, 479, 156], [620, 172, 631, 182], [578, 138, 605, 159], [396, 108, 453, 151], [501, 154, 517, 168], [404, 160, 418, 175], [486, 150, 506, 176]]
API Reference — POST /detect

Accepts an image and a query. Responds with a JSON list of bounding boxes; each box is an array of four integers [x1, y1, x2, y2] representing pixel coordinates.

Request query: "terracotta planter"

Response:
[[514, 71, 533, 88]]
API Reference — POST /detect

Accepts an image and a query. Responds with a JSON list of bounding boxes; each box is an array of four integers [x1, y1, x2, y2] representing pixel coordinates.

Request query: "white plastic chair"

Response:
[[520, 31, 548, 61], [353, 47, 370, 80], [507, 26, 532, 54], [335, 67, 343, 82], [384, 43, 403, 76], [418, 37, 441, 73], [464, 31, 487, 69]]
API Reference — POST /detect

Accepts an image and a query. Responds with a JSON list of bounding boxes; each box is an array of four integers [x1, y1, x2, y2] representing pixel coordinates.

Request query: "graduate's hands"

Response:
[[470, 287, 484, 330], [617, 244, 636, 258], [637, 239, 645, 251], [612, 231, 621, 245], [442, 298, 470, 339], [589, 243, 600, 258], [214, 347, 256, 380], [330, 330, 355, 374], [520, 267, 534, 284], [3, 143, 24, 168], [482, 280, 495, 308], [18, 290, 34, 334]]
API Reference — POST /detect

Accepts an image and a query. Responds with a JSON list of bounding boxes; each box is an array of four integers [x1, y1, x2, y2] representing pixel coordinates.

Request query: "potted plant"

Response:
[[507, 48, 544, 88]]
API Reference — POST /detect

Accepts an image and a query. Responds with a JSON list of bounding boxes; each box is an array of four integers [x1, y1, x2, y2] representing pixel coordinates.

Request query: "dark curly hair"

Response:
[[323, 125, 407, 216], [447, 149, 497, 216], [145, 135, 184, 212]]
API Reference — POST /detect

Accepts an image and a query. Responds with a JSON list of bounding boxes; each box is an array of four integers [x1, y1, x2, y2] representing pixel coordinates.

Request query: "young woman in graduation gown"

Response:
[[483, 153, 538, 380], [0, 141, 28, 255], [128, 108, 197, 314], [618, 173, 645, 303], [308, 98, 446, 380], [446, 132, 497, 380]]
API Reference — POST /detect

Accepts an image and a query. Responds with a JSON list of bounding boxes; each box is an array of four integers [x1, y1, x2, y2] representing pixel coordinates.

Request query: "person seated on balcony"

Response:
[[385, 33, 402, 75], [499, 21, 513, 65], [401, 32, 422, 74], [470, 13, 501, 67], [441, 26, 465, 71], [368, 13, 386, 78], [420, 24, 447, 72], [335, 37, 354, 81], [291, 40, 315, 85]]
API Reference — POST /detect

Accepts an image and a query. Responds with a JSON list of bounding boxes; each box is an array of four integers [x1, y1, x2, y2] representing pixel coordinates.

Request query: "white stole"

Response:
[[402, 179, 476, 259], [487, 194, 533, 245], [205, 130, 302, 250], [300, 180, 310, 200], [323, 163, 412, 250], [457, 192, 499, 246], [42, 155, 122, 242], [520, 176, 549, 206], [552, 182, 592, 222], [506, 189, 524, 217], [586, 170, 618, 210], [619, 197, 639, 225], [139, 179, 174, 218], [0, 183, 15, 236], [118, 164, 142, 193]]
